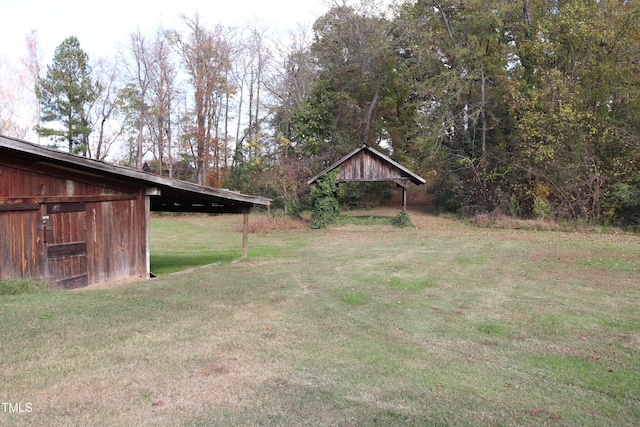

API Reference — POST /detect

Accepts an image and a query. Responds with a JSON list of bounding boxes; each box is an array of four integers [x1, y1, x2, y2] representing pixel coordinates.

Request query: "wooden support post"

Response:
[[242, 211, 249, 260], [394, 179, 408, 212], [403, 186, 407, 212], [145, 193, 151, 278], [145, 188, 160, 278]]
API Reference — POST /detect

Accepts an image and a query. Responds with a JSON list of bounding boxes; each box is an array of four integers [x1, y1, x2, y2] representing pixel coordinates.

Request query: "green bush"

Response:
[[532, 183, 552, 219], [604, 182, 640, 225], [283, 197, 303, 219], [310, 170, 340, 229], [391, 211, 415, 228], [429, 173, 464, 214]]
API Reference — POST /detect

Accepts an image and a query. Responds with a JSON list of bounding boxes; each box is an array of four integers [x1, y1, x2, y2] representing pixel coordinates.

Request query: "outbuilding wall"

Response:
[[0, 154, 148, 288], [336, 149, 401, 182]]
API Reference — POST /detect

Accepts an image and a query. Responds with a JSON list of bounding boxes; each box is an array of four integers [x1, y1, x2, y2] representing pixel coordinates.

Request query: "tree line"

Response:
[[8, 13, 272, 187], [3, 1, 640, 226], [272, 0, 640, 225]]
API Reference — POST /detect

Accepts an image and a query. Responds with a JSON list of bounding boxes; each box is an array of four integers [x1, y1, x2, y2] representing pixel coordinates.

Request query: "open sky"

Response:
[[0, 0, 333, 63]]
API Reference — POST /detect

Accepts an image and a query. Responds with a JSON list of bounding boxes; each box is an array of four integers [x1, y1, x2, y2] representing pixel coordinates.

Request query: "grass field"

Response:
[[1, 209, 639, 426]]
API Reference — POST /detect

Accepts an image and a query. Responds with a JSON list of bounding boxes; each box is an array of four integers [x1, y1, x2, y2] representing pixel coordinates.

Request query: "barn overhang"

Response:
[[0, 135, 271, 286], [0, 136, 270, 214]]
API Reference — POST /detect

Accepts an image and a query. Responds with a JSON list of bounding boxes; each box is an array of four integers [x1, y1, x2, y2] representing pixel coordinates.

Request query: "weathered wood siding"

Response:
[[0, 209, 43, 281], [46, 202, 88, 289], [86, 196, 146, 286], [0, 155, 147, 288], [0, 159, 45, 281], [337, 150, 402, 182]]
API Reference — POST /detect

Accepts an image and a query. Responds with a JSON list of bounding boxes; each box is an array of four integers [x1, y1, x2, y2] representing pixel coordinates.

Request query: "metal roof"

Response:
[[0, 135, 269, 213]]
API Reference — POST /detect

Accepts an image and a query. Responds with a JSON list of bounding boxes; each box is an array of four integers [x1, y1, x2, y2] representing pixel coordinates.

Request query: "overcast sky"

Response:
[[0, 0, 333, 63]]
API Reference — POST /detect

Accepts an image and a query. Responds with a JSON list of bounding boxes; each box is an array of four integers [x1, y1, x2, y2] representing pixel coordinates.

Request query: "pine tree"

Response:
[[36, 36, 98, 155]]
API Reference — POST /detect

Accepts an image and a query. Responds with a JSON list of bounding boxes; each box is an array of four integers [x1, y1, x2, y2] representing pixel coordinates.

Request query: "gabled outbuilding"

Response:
[[307, 144, 426, 210], [0, 135, 268, 289]]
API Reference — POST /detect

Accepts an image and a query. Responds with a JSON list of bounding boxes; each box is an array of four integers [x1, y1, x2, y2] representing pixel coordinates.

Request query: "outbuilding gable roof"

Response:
[[307, 144, 426, 186]]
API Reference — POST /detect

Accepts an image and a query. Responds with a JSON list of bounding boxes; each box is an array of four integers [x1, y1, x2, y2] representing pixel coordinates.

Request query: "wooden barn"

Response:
[[0, 135, 268, 289], [307, 144, 426, 210]]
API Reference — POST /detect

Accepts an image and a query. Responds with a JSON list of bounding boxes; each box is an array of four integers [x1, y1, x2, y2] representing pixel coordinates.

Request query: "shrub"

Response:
[[310, 170, 340, 229], [391, 211, 415, 228], [603, 182, 640, 225], [533, 183, 551, 219]]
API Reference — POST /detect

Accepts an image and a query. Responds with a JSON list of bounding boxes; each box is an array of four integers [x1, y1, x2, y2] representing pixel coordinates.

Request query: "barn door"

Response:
[[45, 203, 88, 289]]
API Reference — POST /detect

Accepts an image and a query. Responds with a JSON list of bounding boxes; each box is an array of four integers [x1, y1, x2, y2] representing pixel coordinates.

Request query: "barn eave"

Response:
[[0, 135, 270, 212]]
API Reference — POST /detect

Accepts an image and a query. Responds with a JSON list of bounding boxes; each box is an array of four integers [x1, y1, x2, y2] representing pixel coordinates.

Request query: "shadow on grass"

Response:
[[151, 252, 238, 275], [336, 215, 394, 226], [336, 212, 414, 228]]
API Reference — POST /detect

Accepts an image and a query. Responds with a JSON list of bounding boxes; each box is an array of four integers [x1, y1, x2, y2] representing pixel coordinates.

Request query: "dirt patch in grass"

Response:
[[71, 276, 146, 291], [243, 215, 310, 233]]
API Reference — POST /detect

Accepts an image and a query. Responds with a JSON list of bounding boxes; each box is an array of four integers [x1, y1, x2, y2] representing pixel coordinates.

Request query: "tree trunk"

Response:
[[363, 90, 379, 145], [233, 79, 245, 169], [480, 59, 487, 159]]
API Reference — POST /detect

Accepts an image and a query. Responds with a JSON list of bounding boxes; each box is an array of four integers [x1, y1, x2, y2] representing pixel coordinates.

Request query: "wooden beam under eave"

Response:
[[145, 187, 161, 196], [392, 179, 408, 211], [393, 179, 408, 188]]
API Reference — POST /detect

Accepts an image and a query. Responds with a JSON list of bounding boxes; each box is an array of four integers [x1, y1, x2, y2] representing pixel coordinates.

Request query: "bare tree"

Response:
[[147, 27, 178, 177], [230, 24, 272, 168], [22, 30, 43, 142], [123, 30, 154, 169], [230, 35, 250, 169], [266, 24, 317, 155], [0, 59, 29, 138], [90, 58, 124, 160], [174, 14, 232, 185]]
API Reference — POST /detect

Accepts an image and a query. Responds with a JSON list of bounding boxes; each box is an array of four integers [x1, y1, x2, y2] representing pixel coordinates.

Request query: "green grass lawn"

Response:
[[1, 210, 639, 426]]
